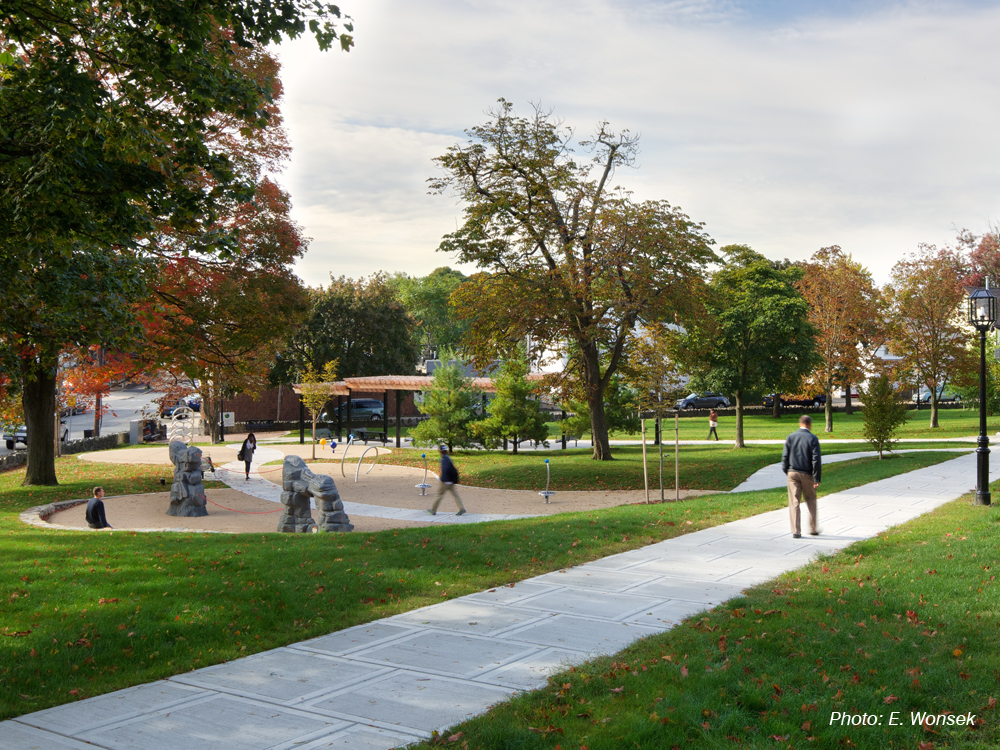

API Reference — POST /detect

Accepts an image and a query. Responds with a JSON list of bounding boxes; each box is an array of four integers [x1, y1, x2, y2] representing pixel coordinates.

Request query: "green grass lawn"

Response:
[[560, 406, 992, 443], [0, 449, 962, 721], [377, 443, 970, 493], [408, 484, 1000, 750]]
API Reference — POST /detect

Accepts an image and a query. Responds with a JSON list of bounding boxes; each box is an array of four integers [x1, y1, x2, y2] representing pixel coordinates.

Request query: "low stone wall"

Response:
[[0, 431, 130, 473], [0, 452, 27, 472], [62, 431, 129, 455], [673, 402, 967, 419]]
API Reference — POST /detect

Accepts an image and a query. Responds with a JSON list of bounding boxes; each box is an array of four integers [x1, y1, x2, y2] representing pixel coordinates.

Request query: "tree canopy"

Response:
[[886, 244, 973, 428], [675, 245, 819, 448], [388, 267, 469, 359], [435, 100, 716, 459], [798, 246, 882, 432], [275, 274, 420, 382]]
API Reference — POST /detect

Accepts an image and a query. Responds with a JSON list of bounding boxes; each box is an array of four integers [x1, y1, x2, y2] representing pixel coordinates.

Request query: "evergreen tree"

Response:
[[473, 351, 548, 454], [858, 374, 910, 459], [411, 361, 480, 451]]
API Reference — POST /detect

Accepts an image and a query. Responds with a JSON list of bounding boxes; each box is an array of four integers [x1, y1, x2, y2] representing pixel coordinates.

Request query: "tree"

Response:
[[886, 245, 973, 428], [472, 349, 548, 453], [0, 1, 351, 268], [2, 8, 350, 481], [275, 274, 420, 382], [2, 247, 149, 484], [858, 373, 909, 459], [388, 267, 469, 359], [798, 247, 883, 432], [410, 361, 481, 451], [675, 245, 819, 448], [298, 361, 339, 459], [435, 101, 716, 460]]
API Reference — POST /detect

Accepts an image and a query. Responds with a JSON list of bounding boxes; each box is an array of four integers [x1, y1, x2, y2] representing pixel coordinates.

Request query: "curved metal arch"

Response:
[[354, 446, 381, 482]]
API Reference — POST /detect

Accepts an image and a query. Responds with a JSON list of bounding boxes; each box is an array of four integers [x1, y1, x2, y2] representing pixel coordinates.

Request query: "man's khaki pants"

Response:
[[431, 482, 466, 514], [786, 471, 817, 535]]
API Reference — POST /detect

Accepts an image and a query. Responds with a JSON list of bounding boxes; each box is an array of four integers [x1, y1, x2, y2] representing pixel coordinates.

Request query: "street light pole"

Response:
[[977, 325, 991, 505], [967, 286, 996, 506]]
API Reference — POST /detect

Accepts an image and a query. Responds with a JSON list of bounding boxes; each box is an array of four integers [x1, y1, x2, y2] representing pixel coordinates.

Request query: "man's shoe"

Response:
[[792, 533, 802, 538], [810, 531, 819, 536], [456, 509, 466, 516]]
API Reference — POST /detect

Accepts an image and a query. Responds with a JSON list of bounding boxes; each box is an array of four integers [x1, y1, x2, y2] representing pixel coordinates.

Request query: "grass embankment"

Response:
[[601, 407, 989, 443], [0, 450, 960, 720], [410, 487, 1000, 750], [376, 444, 969, 493]]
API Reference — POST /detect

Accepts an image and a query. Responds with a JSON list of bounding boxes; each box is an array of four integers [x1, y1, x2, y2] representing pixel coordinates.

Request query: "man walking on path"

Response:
[[429, 445, 466, 516], [781, 414, 821, 538]]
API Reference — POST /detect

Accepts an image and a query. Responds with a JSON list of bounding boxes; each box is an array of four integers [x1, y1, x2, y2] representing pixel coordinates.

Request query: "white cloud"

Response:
[[273, 0, 1000, 287]]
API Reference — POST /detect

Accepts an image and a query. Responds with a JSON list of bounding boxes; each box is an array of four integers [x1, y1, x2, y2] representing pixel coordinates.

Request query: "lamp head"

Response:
[[968, 288, 997, 331]]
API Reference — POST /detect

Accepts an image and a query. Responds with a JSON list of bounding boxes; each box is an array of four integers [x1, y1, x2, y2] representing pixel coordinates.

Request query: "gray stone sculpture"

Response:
[[280, 455, 354, 533], [167, 440, 208, 517]]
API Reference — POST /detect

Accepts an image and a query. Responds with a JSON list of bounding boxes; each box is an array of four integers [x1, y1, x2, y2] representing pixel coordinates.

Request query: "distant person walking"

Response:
[[781, 414, 821, 538], [239, 433, 257, 481], [707, 409, 719, 441], [85, 487, 113, 529], [429, 446, 466, 516]]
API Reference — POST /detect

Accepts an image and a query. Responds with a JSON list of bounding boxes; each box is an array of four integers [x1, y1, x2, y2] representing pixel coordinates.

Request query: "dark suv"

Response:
[[762, 394, 826, 407], [322, 398, 385, 423], [675, 392, 730, 410]]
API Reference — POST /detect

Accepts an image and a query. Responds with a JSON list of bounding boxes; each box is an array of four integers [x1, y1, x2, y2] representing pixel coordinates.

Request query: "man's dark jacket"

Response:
[[781, 428, 822, 482], [440, 454, 459, 484]]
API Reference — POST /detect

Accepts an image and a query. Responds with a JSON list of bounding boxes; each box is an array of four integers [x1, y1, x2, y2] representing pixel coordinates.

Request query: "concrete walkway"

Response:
[[5, 454, 996, 750], [214, 444, 540, 526], [730, 447, 974, 492]]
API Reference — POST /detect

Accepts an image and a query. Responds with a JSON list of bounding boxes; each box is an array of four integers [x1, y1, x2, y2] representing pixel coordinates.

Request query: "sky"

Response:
[[272, 0, 1000, 288]]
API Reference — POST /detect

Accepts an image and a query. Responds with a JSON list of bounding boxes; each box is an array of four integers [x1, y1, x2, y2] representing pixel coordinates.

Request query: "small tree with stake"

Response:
[[298, 361, 338, 459], [858, 373, 909, 459]]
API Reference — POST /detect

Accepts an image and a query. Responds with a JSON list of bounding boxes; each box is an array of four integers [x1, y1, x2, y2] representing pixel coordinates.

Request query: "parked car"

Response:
[[915, 386, 961, 404], [4, 423, 68, 450], [321, 398, 385, 423], [675, 392, 730, 410], [762, 394, 826, 408]]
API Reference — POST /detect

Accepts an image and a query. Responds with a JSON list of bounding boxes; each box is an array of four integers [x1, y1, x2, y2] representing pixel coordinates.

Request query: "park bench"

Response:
[[561, 433, 581, 447], [353, 427, 388, 445]]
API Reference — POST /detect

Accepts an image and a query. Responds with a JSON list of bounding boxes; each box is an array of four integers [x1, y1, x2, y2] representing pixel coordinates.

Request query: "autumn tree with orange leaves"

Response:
[[886, 245, 974, 428], [797, 247, 883, 433]]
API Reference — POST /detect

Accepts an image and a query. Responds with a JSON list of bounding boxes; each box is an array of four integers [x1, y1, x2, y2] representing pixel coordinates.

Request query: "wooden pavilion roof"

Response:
[[292, 372, 550, 396]]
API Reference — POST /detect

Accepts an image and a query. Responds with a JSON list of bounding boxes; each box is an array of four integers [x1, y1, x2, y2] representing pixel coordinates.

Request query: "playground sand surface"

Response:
[[47, 489, 434, 534], [56, 446, 709, 534]]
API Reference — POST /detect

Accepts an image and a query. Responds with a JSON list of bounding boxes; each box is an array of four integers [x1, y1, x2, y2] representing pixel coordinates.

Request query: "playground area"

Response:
[[39, 440, 709, 534]]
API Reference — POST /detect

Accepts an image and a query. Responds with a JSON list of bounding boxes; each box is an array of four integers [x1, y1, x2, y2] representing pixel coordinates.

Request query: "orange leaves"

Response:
[[884, 694, 899, 704]]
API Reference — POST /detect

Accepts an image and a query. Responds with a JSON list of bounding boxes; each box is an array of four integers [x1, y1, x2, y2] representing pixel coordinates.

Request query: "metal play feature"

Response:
[[538, 458, 556, 504], [167, 406, 196, 444], [354, 446, 381, 482], [415, 452, 432, 496], [340, 435, 356, 477]]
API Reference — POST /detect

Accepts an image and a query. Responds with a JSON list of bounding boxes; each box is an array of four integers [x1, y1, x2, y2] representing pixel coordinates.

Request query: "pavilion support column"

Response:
[[395, 390, 402, 447], [336, 395, 342, 440], [384, 389, 389, 441], [346, 390, 352, 437]]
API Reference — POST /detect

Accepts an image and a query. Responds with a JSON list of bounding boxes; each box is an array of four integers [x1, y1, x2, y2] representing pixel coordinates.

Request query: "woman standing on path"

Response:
[[708, 409, 719, 441], [240, 433, 256, 481]]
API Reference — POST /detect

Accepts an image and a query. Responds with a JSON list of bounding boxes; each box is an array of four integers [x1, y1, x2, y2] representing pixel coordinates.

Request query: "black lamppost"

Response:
[[968, 287, 997, 505]]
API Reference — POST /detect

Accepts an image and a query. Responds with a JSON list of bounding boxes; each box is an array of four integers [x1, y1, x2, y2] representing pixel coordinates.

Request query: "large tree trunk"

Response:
[[772, 393, 780, 418], [844, 382, 853, 416], [733, 391, 746, 448], [582, 343, 613, 460], [201, 389, 223, 444], [21, 358, 58, 486], [825, 376, 834, 433], [930, 391, 939, 428]]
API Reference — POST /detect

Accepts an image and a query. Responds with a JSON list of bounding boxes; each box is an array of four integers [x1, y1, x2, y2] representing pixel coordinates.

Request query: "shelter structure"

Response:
[[293, 373, 550, 448]]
